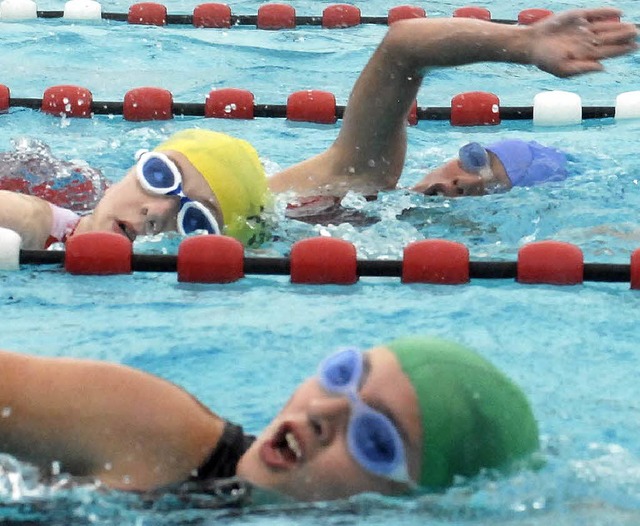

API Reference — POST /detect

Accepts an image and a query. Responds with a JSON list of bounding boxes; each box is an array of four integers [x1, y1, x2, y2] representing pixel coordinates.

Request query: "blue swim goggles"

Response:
[[458, 142, 493, 181], [317, 347, 412, 485], [135, 151, 221, 236]]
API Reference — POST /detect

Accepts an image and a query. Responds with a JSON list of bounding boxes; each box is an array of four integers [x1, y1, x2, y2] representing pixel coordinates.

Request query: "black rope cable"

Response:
[[17, 249, 634, 283], [6, 98, 620, 121]]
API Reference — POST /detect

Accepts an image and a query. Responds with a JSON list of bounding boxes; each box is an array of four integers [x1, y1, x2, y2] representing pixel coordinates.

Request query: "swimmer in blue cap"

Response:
[[412, 139, 570, 197], [0, 7, 636, 248], [0, 337, 538, 501]]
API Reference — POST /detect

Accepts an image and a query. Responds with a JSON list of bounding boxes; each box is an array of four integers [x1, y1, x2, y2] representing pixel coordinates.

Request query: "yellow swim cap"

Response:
[[155, 129, 269, 245]]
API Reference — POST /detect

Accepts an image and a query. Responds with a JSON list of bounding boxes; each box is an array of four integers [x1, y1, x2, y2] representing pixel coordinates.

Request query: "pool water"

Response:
[[1, 0, 640, 524]]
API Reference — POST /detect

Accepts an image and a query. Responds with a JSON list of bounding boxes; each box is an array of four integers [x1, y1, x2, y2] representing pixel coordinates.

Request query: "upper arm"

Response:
[[269, 22, 431, 197], [0, 190, 53, 249], [0, 350, 225, 490], [330, 25, 423, 190]]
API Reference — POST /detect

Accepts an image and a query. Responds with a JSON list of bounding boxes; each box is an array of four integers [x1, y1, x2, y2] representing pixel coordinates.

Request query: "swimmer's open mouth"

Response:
[[422, 183, 457, 197], [421, 184, 445, 197], [260, 422, 304, 470], [117, 222, 136, 242]]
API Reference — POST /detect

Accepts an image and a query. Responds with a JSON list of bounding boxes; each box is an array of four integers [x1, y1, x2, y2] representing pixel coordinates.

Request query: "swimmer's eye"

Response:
[[352, 413, 397, 463]]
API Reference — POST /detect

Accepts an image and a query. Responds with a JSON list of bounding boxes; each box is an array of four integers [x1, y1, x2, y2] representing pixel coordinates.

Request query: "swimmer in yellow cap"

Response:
[[0, 7, 636, 248]]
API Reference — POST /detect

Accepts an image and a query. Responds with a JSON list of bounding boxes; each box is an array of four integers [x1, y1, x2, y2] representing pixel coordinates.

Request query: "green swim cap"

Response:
[[386, 337, 539, 489]]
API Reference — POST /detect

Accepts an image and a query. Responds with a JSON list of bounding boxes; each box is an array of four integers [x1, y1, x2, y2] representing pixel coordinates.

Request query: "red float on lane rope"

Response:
[[257, 3, 295, 29], [322, 4, 361, 28], [453, 6, 491, 20], [517, 241, 583, 285], [517, 8, 553, 25], [177, 235, 244, 283], [451, 91, 500, 126], [290, 237, 358, 284], [402, 239, 469, 284], [193, 3, 231, 27], [205, 88, 255, 119], [287, 90, 337, 124], [0, 85, 9, 112], [387, 5, 426, 24], [65, 232, 132, 275], [41, 85, 93, 118], [128, 2, 167, 25], [631, 249, 640, 290], [123, 87, 173, 121]]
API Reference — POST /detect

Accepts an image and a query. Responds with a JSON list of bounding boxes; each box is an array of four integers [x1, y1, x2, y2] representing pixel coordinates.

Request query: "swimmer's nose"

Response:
[[142, 197, 179, 235], [308, 397, 351, 446]]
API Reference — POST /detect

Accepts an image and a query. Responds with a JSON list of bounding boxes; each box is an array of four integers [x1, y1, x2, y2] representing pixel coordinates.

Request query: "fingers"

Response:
[[549, 7, 621, 29], [557, 60, 604, 78], [585, 21, 638, 60], [595, 42, 639, 60], [580, 7, 623, 23], [591, 21, 639, 46]]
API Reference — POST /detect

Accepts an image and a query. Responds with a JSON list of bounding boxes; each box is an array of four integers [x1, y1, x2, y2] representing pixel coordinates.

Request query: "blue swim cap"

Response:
[[485, 139, 568, 187]]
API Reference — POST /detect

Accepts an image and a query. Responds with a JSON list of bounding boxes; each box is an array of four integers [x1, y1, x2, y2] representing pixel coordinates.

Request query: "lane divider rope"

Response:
[[0, 3, 600, 28], [5, 231, 639, 288], [4, 86, 640, 125]]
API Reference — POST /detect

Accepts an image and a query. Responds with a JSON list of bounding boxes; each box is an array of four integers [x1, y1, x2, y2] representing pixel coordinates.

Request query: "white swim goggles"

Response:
[[135, 151, 221, 236]]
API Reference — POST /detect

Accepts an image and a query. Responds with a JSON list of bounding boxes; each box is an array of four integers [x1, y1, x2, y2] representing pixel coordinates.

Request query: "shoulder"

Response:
[[192, 420, 255, 481]]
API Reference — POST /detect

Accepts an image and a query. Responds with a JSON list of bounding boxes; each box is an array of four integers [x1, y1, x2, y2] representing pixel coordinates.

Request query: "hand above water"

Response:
[[528, 7, 638, 78]]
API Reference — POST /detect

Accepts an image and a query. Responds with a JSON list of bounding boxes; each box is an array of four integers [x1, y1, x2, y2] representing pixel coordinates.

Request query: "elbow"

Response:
[[380, 21, 413, 59], [379, 19, 433, 73]]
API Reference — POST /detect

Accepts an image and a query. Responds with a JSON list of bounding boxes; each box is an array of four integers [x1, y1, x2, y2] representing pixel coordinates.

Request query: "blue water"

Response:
[[1, 0, 640, 524]]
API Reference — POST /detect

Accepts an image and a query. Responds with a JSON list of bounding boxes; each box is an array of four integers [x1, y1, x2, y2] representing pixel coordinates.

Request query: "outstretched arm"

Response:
[[269, 8, 637, 196], [0, 350, 224, 490]]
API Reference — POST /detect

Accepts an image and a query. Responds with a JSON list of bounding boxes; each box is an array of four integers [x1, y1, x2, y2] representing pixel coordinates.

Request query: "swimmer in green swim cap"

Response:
[[0, 337, 537, 501], [238, 336, 539, 499]]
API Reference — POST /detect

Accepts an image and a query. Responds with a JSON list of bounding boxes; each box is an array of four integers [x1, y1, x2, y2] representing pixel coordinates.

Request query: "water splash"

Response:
[[0, 137, 108, 212]]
